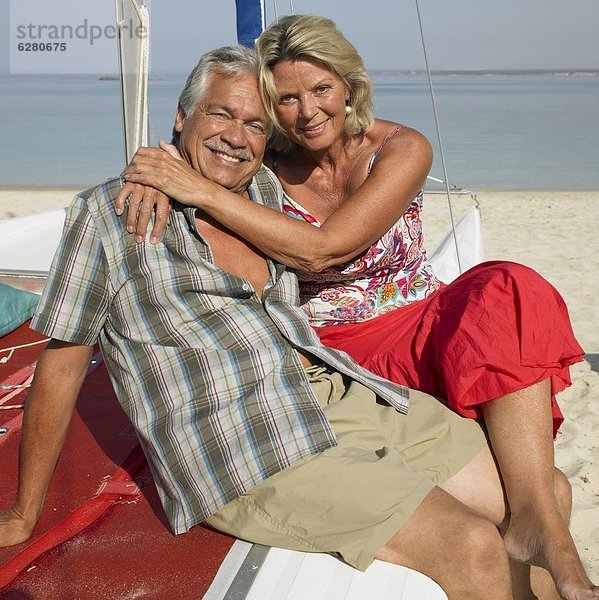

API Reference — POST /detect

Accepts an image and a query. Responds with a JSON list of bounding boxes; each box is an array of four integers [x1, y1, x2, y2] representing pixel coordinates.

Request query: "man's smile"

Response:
[[203, 140, 253, 164], [212, 150, 243, 163]]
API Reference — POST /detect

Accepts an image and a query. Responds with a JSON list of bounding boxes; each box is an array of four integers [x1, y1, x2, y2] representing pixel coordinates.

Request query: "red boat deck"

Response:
[[0, 322, 235, 599]]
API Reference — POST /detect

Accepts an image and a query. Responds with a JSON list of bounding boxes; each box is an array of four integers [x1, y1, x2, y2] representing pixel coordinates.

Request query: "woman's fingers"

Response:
[[150, 192, 172, 244], [115, 180, 136, 216], [134, 187, 158, 242], [125, 183, 146, 234], [115, 147, 175, 243], [134, 187, 171, 243]]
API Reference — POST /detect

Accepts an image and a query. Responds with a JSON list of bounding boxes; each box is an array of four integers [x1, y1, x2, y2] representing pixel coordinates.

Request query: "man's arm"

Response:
[[0, 340, 93, 548]]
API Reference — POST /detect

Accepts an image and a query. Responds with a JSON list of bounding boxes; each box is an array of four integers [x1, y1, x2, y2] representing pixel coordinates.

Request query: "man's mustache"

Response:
[[203, 140, 254, 162]]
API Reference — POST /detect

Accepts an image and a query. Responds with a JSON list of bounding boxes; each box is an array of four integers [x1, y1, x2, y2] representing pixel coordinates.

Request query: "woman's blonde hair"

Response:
[[256, 14, 374, 153]]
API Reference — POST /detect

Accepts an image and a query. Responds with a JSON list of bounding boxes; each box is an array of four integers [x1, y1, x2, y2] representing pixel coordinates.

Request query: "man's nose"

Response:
[[221, 119, 247, 148]]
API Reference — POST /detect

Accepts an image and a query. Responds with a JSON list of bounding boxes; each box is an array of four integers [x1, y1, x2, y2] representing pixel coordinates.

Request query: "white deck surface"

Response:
[[204, 541, 448, 600], [0, 208, 66, 272]]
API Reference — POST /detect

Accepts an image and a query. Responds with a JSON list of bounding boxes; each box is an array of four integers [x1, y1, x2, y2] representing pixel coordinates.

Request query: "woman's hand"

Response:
[[116, 140, 212, 244], [116, 180, 172, 244]]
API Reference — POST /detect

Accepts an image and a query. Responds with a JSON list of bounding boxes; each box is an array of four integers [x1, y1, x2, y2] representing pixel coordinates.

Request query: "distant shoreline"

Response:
[[369, 68, 599, 77]]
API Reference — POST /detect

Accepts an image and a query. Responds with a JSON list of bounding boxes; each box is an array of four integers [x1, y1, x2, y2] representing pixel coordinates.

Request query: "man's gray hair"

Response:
[[177, 45, 260, 118]]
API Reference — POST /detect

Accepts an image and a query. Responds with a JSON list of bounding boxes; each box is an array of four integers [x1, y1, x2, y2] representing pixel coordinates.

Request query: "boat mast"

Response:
[[115, 0, 150, 165]]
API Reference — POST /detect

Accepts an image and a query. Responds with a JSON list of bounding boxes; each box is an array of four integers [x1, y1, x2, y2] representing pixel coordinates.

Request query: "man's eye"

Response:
[[210, 112, 229, 120], [247, 123, 266, 134]]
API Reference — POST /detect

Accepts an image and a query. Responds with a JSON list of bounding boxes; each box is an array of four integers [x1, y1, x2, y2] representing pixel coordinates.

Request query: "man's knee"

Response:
[[460, 515, 509, 574], [377, 488, 510, 587], [440, 446, 507, 525]]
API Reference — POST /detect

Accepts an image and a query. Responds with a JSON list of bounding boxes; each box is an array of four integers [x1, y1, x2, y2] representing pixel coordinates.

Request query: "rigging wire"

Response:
[[414, 0, 463, 274], [270, 0, 293, 21]]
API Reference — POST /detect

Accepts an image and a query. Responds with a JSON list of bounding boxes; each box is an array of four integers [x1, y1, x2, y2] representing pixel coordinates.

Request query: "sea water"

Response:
[[0, 73, 597, 190]]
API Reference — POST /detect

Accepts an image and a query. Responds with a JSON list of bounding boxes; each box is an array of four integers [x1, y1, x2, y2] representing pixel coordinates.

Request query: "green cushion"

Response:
[[0, 283, 40, 337]]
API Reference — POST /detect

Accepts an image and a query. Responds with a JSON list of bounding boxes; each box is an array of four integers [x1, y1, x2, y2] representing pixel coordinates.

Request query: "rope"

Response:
[[0, 338, 49, 365], [414, 0, 463, 274]]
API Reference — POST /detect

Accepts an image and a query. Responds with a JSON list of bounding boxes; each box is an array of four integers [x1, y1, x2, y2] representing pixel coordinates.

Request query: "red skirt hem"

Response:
[[316, 261, 584, 438]]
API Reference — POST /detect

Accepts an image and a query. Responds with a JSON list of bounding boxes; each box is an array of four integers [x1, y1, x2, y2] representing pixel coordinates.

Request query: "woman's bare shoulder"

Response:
[[365, 119, 432, 182], [368, 119, 431, 151]]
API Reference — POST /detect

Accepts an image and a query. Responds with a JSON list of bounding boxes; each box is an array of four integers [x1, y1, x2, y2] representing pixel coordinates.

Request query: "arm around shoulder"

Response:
[[304, 125, 433, 269]]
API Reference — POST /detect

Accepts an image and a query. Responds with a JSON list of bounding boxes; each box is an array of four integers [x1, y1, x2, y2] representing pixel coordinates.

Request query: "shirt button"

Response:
[[242, 283, 251, 292], [300, 381, 309, 388]]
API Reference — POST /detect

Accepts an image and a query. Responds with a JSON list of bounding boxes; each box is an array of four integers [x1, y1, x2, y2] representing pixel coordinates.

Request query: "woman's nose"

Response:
[[298, 95, 318, 120]]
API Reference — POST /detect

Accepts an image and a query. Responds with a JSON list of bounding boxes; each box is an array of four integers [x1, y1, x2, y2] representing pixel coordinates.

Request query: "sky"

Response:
[[1, 0, 598, 75]]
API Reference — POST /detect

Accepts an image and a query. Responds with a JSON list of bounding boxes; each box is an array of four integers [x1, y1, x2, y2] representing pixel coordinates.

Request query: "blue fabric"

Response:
[[0, 283, 39, 337], [235, 0, 265, 48]]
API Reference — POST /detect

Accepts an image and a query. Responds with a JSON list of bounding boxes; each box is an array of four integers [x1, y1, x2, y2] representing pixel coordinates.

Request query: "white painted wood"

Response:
[[0, 209, 66, 272], [208, 543, 449, 600], [203, 540, 253, 600], [245, 546, 305, 600]]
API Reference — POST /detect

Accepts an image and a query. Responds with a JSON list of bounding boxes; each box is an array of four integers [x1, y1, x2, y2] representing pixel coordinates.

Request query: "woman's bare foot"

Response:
[[504, 505, 599, 600]]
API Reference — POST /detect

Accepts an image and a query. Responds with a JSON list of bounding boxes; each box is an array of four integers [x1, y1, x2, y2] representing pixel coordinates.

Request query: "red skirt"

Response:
[[317, 261, 584, 437]]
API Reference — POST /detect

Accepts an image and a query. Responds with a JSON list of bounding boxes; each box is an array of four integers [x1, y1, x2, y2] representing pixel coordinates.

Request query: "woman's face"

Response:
[[271, 58, 350, 152]]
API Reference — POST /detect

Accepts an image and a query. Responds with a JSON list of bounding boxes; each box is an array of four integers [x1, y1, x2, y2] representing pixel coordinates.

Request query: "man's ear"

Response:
[[174, 107, 185, 133]]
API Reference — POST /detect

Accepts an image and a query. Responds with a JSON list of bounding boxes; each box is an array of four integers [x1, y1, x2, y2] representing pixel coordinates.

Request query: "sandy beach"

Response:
[[1, 188, 598, 581]]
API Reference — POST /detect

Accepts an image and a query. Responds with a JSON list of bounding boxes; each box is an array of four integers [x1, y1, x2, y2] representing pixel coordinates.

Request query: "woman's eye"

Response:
[[315, 86, 330, 94], [279, 95, 296, 105]]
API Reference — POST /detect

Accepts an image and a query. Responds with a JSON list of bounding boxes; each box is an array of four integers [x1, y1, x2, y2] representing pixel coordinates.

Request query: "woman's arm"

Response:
[[119, 128, 432, 272]]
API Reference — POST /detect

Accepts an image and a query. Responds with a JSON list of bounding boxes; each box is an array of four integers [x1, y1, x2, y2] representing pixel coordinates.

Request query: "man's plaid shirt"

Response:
[[32, 167, 410, 534]]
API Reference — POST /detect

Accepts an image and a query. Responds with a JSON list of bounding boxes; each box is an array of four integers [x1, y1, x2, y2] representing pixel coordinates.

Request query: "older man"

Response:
[[0, 46, 519, 599]]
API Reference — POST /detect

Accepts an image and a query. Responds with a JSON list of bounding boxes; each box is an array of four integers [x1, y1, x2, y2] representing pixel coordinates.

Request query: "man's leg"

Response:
[[376, 486, 512, 599], [207, 371, 515, 599]]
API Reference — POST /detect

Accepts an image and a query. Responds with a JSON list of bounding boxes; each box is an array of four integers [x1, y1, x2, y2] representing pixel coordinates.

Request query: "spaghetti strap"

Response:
[[367, 126, 403, 173]]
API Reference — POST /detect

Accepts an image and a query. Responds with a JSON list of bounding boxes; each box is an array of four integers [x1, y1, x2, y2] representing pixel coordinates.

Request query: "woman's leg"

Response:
[[481, 379, 598, 600], [509, 469, 572, 600]]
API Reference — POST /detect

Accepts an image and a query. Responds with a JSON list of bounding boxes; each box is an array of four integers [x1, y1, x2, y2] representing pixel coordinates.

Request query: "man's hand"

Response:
[[0, 507, 36, 548]]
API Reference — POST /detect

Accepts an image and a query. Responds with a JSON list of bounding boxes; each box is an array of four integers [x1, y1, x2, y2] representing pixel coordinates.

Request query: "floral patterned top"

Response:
[[281, 127, 441, 327]]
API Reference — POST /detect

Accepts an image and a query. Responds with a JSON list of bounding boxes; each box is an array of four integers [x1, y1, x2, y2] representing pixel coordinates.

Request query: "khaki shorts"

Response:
[[205, 365, 486, 571]]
